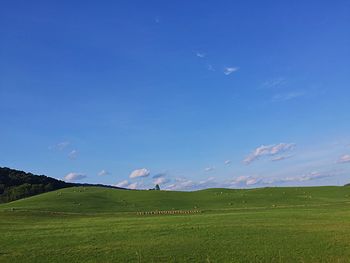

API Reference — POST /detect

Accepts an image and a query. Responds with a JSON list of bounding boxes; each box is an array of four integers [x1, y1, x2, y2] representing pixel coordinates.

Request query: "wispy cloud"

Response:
[[163, 168, 339, 190], [230, 175, 262, 187], [262, 78, 287, 89], [152, 172, 167, 179], [207, 64, 215, 71], [204, 167, 215, 172], [164, 177, 219, 191], [153, 177, 170, 185], [224, 67, 239, 75], [198, 177, 216, 187], [273, 171, 336, 183], [244, 143, 296, 165], [98, 169, 109, 176], [165, 178, 195, 191], [337, 154, 350, 164], [196, 52, 206, 58], [68, 149, 78, 160], [129, 168, 150, 178], [224, 160, 231, 165], [114, 180, 129, 188], [128, 182, 139, 189], [272, 91, 304, 102], [64, 172, 86, 182], [270, 155, 293, 162], [230, 170, 338, 187]]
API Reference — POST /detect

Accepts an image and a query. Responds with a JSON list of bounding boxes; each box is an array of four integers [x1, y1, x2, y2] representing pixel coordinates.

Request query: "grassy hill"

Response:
[[0, 167, 75, 203], [2, 186, 350, 262], [2, 186, 350, 213], [0, 167, 125, 204]]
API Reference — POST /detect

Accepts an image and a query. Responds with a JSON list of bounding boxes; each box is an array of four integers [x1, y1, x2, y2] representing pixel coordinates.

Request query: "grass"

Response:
[[1, 186, 350, 262]]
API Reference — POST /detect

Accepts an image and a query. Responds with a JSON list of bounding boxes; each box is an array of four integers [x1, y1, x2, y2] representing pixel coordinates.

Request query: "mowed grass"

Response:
[[1, 186, 350, 262]]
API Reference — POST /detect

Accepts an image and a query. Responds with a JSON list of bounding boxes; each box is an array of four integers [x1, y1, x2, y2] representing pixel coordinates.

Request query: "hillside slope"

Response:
[[0, 167, 75, 203], [0, 167, 126, 203], [2, 186, 350, 213]]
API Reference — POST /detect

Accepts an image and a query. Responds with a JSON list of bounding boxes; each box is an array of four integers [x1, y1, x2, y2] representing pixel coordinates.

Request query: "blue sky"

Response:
[[1, 1, 350, 190]]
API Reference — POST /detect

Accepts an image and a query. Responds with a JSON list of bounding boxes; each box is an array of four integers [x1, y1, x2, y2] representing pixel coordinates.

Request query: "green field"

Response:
[[1, 186, 350, 262]]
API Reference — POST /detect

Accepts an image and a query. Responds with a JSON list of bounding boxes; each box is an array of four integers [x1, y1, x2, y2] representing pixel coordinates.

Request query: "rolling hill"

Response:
[[2, 186, 350, 262], [0, 167, 75, 203], [0, 167, 124, 203], [2, 185, 350, 213]]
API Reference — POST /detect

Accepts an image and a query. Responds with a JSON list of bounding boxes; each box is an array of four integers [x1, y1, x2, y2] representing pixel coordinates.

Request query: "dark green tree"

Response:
[[0, 167, 75, 203]]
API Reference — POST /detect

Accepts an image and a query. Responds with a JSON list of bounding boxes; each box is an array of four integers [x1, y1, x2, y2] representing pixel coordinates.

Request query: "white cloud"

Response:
[[68, 149, 78, 160], [276, 171, 334, 183], [230, 170, 335, 187], [176, 178, 194, 187], [128, 182, 139, 189], [272, 92, 304, 102], [98, 169, 109, 176], [153, 177, 170, 185], [244, 143, 296, 165], [165, 178, 195, 191], [114, 180, 129, 188], [224, 67, 239, 75], [270, 155, 293, 162], [337, 154, 350, 164], [231, 175, 261, 186], [129, 168, 150, 178], [162, 169, 338, 191], [198, 177, 216, 187], [164, 177, 220, 191], [224, 160, 231, 165], [64, 172, 86, 182], [164, 184, 177, 190], [196, 52, 206, 58], [204, 167, 215, 172], [152, 172, 166, 178]]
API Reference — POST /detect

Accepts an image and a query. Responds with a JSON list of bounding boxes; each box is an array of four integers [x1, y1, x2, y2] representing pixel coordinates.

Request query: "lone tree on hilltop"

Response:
[[155, 184, 160, 191]]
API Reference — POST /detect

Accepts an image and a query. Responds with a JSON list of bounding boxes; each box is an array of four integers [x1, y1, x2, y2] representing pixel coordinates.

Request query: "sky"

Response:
[[1, 1, 350, 190]]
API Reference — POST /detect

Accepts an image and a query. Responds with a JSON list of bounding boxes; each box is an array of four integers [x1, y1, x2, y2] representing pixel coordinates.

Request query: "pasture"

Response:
[[1, 186, 350, 262]]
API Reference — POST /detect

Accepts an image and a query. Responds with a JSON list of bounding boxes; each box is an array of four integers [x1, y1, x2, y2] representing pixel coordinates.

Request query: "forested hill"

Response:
[[0, 167, 76, 203], [0, 167, 127, 203]]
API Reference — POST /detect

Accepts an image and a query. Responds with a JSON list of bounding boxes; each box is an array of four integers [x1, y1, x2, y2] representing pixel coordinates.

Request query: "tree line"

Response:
[[0, 167, 75, 203]]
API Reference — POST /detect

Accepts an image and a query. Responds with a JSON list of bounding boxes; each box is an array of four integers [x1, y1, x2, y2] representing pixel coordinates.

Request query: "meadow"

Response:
[[1, 186, 350, 262]]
